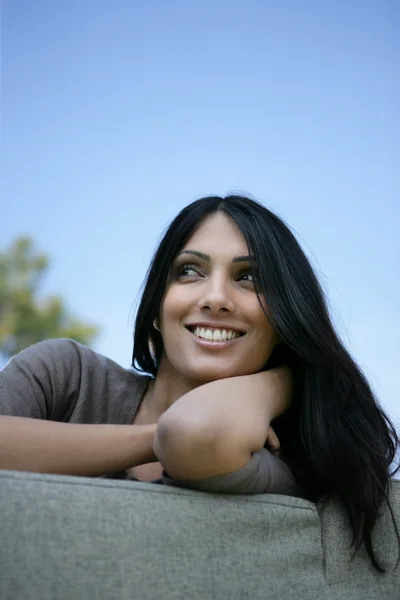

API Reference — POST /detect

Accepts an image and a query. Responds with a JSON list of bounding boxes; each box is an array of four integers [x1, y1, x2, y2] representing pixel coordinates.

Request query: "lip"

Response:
[[184, 322, 246, 334]]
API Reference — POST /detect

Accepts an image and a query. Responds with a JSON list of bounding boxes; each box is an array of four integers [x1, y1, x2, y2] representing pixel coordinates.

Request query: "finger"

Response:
[[266, 426, 281, 450]]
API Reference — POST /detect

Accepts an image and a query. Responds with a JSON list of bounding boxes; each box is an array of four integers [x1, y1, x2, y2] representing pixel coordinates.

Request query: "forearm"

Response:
[[0, 416, 157, 476], [158, 366, 292, 454]]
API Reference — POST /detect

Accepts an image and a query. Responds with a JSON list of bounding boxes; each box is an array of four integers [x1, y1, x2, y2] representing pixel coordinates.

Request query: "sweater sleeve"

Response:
[[160, 447, 305, 497], [0, 339, 83, 420]]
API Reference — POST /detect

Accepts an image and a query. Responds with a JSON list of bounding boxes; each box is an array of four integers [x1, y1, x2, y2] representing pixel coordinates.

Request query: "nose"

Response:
[[197, 273, 235, 314]]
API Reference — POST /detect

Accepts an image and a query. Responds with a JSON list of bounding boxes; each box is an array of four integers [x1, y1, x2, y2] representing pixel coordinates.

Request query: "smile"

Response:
[[186, 325, 245, 342]]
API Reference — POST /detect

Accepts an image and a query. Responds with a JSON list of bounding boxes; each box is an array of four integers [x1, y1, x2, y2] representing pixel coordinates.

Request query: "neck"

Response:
[[142, 355, 203, 422]]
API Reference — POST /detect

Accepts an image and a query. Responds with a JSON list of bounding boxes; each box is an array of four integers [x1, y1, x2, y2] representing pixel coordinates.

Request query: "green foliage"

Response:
[[0, 236, 100, 360]]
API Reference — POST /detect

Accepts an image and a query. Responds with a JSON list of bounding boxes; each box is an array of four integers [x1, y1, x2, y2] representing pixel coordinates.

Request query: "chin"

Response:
[[184, 364, 243, 384]]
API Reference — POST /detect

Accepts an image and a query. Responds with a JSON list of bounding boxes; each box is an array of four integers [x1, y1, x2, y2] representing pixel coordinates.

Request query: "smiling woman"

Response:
[[132, 194, 400, 573], [0, 194, 399, 574]]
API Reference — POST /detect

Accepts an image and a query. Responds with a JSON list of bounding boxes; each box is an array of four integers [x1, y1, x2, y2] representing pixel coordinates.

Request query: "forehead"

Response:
[[182, 212, 248, 255]]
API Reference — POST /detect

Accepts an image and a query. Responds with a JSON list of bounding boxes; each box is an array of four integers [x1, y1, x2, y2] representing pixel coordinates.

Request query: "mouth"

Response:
[[185, 325, 246, 343]]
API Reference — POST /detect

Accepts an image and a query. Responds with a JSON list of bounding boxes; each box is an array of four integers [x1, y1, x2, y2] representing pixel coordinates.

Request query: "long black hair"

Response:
[[132, 194, 400, 572]]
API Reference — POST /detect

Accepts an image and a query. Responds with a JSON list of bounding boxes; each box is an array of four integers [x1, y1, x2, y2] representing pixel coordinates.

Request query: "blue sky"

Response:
[[2, 1, 399, 435]]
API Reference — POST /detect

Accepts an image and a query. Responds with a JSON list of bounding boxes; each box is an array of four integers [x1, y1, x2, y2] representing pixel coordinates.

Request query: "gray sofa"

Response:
[[0, 470, 399, 600]]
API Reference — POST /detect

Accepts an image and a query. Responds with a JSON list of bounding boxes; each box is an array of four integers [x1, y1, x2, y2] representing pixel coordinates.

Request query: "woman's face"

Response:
[[158, 212, 278, 385]]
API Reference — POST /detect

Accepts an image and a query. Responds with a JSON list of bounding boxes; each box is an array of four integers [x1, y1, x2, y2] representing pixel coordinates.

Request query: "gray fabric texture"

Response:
[[316, 479, 400, 599], [0, 470, 330, 600], [0, 337, 150, 424], [158, 446, 305, 496], [1, 470, 399, 600], [0, 338, 301, 495]]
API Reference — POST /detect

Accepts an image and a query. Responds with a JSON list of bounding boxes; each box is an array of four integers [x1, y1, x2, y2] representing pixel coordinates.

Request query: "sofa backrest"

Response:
[[0, 471, 398, 600], [317, 478, 400, 599]]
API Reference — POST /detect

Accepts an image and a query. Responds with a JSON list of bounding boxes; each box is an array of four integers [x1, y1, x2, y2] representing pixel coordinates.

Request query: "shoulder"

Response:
[[4, 338, 126, 369], [3, 338, 146, 389], [2, 338, 97, 378], [1, 338, 150, 421], [0, 339, 89, 418], [4, 337, 87, 361]]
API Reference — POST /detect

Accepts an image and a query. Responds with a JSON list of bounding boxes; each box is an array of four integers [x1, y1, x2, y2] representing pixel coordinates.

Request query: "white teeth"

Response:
[[192, 327, 242, 342]]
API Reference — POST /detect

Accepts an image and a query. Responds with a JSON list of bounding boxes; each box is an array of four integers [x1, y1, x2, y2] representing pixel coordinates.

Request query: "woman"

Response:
[[0, 194, 398, 573]]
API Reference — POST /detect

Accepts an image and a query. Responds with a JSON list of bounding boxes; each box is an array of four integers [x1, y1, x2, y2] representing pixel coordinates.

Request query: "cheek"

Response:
[[253, 299, 277, 338], [254, 312, 279, 349], [159, 286, 188, 329]]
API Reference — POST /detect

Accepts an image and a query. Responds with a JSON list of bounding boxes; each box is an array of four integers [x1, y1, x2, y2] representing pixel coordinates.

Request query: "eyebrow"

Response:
[[176, 250, 256, 264]]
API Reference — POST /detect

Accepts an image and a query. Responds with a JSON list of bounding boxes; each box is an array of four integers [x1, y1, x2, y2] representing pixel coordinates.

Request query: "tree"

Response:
[[0, 236, 100, 360]]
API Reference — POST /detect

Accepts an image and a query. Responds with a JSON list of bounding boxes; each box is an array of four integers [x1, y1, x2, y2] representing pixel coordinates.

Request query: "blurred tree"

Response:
[[0, 236, 100, 360]]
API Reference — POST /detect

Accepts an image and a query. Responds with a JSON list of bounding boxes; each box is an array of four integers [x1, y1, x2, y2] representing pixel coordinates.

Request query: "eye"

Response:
[[237, 270, 257, 284], [177, 264, 201, 278]]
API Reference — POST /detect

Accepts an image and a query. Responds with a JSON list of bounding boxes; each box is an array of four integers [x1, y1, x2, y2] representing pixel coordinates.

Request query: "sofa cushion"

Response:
[[0, 470, 331, 600]]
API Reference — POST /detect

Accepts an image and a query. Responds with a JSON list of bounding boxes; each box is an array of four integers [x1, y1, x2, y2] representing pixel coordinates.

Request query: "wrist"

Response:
[[133, 423, 159, 463], [254, 366, 293, 419]]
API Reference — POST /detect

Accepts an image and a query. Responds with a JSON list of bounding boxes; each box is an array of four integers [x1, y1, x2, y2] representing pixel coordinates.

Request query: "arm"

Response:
[[154, 366, 292, 480], [0, 416, 158, 476], [0, 339, 160, 476]]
